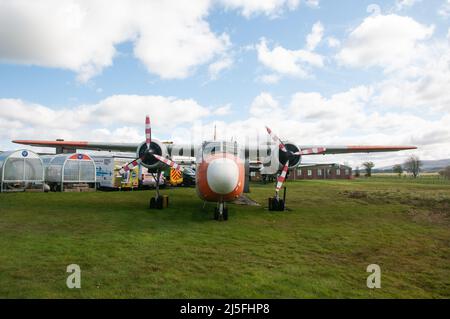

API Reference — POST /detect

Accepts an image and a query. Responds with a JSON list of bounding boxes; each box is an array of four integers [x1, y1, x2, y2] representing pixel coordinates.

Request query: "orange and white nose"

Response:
[[206, 157, 239, 195]]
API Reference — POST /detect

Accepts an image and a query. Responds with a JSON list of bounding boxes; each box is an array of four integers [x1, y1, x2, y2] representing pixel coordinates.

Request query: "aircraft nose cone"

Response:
[[207, 158, 239, 195]]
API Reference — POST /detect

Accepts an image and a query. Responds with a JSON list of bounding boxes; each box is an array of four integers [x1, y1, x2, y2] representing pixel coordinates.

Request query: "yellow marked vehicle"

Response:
[[168, 167, 184, 186], [116, 165, 139, 189]]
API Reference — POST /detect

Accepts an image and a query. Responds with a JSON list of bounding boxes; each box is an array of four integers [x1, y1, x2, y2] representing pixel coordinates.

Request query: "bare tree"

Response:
[[404, 155, 422, 178], [439, 166, 450, 179], [362, 161, 375, 177], [393, 164, 403, 177], [354, 166, 360, 177]]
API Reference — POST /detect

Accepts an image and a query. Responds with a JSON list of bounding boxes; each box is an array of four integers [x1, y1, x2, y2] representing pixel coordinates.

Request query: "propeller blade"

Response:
[[265, 126, 288, 153], [275, 160, 289, 194], [119, 157, 144, 175], [293, 147, 327, 156], [145, 115, 151, 150], [153, 154, 184, 172]]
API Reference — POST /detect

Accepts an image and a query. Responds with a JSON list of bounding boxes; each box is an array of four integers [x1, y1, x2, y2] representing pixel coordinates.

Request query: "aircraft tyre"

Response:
[[156, 196, 163, 209], [223, 207, 229, 221], [214, 208, 219, 220], [278, 199, 285, 211], [150, 197, 156, 209]]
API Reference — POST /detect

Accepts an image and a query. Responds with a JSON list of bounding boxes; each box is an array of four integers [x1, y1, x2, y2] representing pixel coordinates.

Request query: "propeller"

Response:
[[119, 115, 183, 175], [119, 156, 145, 175], [265, 126, 326, 198], [265, 126, 326, 158], [145, 115, 151, 150], [275, 160, 289, 198], [153, 154, 184, 172], [265, 126, 287, 152], [292, 147, 326, 156]]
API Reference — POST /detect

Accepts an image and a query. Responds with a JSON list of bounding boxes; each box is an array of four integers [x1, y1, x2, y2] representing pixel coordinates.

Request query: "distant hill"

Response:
[[374, 159, 450, 173]]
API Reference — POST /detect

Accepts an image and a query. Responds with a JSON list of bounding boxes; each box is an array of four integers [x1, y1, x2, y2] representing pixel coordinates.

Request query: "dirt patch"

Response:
[[408, 209, 450, 225], [342, 190, 368, 199], [341, 190, 450, 225]]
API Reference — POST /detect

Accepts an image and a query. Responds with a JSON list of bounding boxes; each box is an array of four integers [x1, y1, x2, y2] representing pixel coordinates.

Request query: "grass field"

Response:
[[0, 177, 449, 298]]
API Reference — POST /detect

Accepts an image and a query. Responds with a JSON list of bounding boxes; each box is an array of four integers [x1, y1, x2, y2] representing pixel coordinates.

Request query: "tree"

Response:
[[354, 166, 360, 177], [404, 155, 422, 178], [362, 161, 375, 177], [393, 164, 403, 177], [439, 166, 450, 179]]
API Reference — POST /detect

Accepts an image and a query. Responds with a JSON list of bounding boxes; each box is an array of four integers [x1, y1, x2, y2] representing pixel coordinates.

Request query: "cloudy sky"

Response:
[[1, 0, 449, 167]]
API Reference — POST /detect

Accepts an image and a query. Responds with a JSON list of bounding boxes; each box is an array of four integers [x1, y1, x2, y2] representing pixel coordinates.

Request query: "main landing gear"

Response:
[[214, 202, 228, 221], [268, 186, 287, 212], [149, 169, 168, 209]]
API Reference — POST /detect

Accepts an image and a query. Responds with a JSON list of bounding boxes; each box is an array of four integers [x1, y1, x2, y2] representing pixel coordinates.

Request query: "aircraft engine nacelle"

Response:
[[261, 141, 302, 175], [136, 139, 169, 171], [279, 141, 301, 169]]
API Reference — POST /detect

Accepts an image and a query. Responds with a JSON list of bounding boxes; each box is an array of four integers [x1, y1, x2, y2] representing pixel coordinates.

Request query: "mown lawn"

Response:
[[0, 178, 449, 298]]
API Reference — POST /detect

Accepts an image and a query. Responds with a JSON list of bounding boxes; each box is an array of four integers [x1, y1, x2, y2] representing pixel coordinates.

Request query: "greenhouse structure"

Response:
[[0, 150, 44, 192], [45, 153, 97, 191]]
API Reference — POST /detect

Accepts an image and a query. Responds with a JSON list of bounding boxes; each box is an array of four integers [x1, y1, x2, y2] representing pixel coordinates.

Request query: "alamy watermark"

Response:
[[366, 264, 381, 289], [66, 264, 81, 289]]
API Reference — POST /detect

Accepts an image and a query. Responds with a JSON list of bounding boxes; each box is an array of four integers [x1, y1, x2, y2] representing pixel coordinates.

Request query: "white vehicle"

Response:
[[140, 166, 165, 187], [92, 155, 139, 189]]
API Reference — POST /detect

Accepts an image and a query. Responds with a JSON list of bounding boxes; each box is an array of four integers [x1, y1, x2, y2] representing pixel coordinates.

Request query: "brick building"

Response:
[[291, 163, 352, 180]]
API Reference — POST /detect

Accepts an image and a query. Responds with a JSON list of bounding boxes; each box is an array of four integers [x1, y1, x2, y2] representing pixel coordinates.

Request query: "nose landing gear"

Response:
[[149, 169, 168, 209], [214, 202, 228, 221]]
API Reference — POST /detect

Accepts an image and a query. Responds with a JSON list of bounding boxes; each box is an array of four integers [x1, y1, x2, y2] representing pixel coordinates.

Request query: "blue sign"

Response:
[[22, 150, 28, 157]]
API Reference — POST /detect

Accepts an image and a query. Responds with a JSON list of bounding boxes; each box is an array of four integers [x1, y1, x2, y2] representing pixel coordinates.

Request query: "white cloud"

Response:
[[213, 104, 232, 115], [2, 87, 449, 167], [306, 22, 324, 51], [336, 14, 434, 71], [0, 0, 312, 82], [249, 92, 283, 118], [327, 37, 341, 48], [438, 0, 450, 17], [305, 0, 319, 8], [289, 86, 372, 122], [218, 0, 300, 18], [242, 88, 450, 166], [255, 21, 324, 80], [0, 0, 231, 82], [258, 74, 281, 84], [374, 41, 450, 112], [256, 35, 324, 78], [208, 56, 233, 80], [335, 13, 450, 117], [0, 95, 212, 148], [395, 0, 421, 10]]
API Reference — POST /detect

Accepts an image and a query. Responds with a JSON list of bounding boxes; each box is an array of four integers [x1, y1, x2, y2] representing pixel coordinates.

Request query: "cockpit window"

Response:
[[197, 141, 241, 162]]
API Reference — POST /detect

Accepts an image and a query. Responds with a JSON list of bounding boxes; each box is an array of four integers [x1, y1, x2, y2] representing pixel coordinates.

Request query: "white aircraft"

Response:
[[13, 116, 416, 221]]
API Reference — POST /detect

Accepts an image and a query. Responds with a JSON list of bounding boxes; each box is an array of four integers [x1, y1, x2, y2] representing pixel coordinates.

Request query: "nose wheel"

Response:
[[214, 202, 228, 221], [149, 169, 168, 209]]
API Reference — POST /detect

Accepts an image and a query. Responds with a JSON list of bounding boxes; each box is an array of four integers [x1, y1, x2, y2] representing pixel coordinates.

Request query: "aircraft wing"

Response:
[[12, 140, 139, 152], [13, 140, 417, 157], [12, 139, 200, 157], [297, 145, 417, 155]]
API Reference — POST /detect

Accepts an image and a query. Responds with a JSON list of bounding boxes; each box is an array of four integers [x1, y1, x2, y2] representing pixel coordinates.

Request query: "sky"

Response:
[[0, 0, 449, 168]]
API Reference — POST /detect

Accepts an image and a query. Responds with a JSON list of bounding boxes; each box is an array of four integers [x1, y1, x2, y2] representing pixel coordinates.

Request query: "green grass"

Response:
[[0, 178, 449, 298]]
